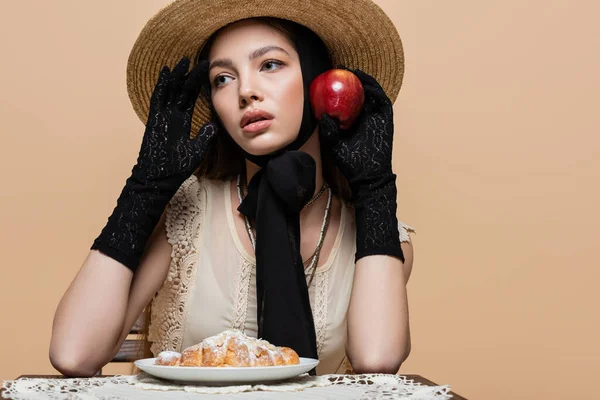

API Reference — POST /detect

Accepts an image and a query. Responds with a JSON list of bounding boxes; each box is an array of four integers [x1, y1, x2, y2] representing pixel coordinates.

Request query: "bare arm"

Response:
[[346, 240, 413, 374], [49, 211, 172, 377]]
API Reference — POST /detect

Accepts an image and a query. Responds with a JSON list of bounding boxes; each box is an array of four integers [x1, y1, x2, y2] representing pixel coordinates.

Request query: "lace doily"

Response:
[[2, 373, 452, 399]]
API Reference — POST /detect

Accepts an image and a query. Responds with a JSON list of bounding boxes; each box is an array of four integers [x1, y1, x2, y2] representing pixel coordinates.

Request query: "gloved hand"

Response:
[[91, 56, 220, 272], [318, 66, 404, 263]]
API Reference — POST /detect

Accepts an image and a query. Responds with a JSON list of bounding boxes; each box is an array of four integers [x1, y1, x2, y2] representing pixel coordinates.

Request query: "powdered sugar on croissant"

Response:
[[154, 329, 300, 367], [155, 350, 181, 366]]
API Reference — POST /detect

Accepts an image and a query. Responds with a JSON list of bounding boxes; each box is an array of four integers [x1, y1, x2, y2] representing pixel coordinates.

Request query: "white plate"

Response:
[[133, 357, 319, 385]]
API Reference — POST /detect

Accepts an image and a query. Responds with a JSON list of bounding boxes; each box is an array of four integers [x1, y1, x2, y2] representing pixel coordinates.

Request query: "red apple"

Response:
[[309, 69, 364, 130]]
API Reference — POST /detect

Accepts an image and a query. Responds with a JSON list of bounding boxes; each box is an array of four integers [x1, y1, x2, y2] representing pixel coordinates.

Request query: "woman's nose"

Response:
[[238, 76, 264, 106], [239, 93, 260, 107]]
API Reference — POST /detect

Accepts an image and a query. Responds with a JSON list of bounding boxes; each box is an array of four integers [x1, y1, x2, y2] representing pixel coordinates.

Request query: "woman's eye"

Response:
[[213, 60, 284, 88], [213, 75, 232, 87], [262, 60, 283, 71]]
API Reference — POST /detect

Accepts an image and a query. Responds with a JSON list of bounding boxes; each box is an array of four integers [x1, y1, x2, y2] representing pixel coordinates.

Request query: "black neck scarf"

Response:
[[202, 22, 332, 373]]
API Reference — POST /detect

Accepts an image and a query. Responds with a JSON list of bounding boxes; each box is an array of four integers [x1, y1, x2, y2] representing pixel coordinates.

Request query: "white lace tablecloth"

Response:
[[2, 373, 454, 399]]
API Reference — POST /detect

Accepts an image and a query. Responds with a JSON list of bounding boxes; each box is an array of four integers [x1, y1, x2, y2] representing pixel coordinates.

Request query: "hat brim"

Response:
[[127, 0, 404, 136]]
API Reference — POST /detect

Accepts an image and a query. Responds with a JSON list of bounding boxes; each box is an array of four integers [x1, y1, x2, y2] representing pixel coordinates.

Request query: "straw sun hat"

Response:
[[126, 0, 404, 136]]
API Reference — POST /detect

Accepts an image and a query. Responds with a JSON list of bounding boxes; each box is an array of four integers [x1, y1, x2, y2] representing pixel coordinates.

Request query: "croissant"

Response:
[[154, 329, 300, 367]]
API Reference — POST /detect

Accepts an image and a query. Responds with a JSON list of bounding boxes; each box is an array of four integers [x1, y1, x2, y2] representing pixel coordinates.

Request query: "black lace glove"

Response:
[[91, 56, 220, 273], [318, 66, 404, 263]]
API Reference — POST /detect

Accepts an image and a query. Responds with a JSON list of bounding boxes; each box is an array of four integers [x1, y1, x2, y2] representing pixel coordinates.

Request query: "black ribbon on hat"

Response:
[[202, 21, 332, 374]]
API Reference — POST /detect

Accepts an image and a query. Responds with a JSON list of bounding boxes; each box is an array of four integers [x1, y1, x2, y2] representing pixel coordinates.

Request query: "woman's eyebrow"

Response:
[[209, 45, 291, 72]]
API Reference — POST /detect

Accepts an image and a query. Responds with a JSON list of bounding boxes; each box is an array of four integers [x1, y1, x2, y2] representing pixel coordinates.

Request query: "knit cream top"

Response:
[[148, 174, 414, 375]]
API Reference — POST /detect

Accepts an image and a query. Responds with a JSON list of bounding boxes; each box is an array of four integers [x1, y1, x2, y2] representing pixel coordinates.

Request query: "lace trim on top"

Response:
[[230, 256, 253, 332], [399, 222, 416, 243], [312, 270, 330, 357], [148, 175, 205, 355]]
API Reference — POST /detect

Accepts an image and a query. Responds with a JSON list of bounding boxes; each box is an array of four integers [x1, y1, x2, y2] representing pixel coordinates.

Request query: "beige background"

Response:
[[1, 1, 598, 398]]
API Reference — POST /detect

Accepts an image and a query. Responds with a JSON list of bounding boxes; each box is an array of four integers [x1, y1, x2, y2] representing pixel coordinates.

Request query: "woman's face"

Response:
[[208, 20, 305, 156]]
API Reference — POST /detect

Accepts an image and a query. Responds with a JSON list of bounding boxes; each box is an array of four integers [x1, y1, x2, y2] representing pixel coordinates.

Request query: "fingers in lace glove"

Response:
[[91, 57, 220, 273], [136, 57, 219, 184]]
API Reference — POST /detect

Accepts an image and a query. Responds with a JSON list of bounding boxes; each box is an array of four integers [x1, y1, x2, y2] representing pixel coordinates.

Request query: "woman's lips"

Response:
[[242, 118, 274, 134]]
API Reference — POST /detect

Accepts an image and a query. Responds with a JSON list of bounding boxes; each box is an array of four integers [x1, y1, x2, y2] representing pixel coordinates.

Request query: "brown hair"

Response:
[[132, 17, 351, 371]]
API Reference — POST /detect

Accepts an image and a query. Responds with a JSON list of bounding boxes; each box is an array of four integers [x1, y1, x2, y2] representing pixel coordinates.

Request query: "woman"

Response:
[[49, 0, 414, 377]]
